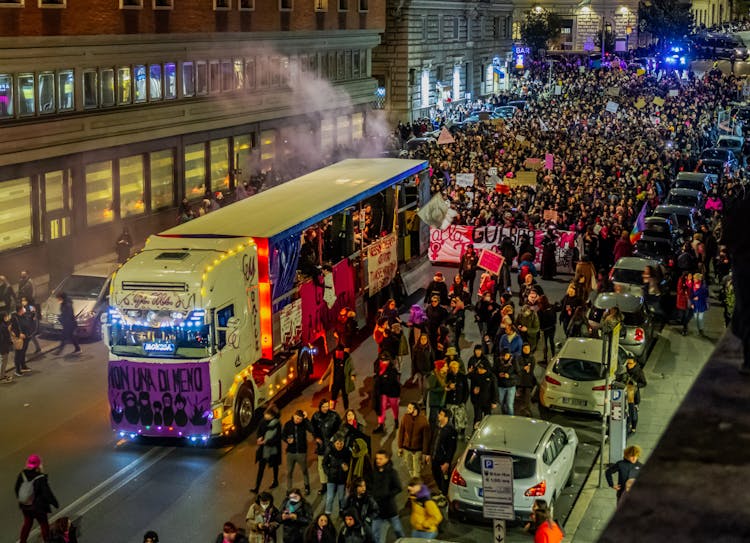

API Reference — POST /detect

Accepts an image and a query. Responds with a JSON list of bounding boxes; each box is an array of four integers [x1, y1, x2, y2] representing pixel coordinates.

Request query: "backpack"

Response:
[[18, 472, 43, 506], [519, 264, 531, 282]]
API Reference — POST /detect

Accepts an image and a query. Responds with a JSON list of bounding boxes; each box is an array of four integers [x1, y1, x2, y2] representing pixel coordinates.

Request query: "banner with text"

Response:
[[367, 233, 398, 296], [429, 225, 576, 269]]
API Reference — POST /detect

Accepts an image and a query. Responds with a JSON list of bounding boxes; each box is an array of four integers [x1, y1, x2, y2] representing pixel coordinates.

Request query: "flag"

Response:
[[417, 194, 457, 229], [630, 202, 648, 244]]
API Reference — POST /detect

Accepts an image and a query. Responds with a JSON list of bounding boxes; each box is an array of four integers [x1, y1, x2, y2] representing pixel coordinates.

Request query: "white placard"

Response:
[[455, 173, 475, 187], [481, 455, 515, 520], [488, 167, 498, 176], [605, 101, 619, 113], [367, 233, 398, 296]]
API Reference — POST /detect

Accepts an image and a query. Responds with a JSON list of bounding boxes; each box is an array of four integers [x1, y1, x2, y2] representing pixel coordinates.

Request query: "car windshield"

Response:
[[668, 194, 698, 207], [57, 275, 106, 299], [675, 181, 703, 192], [636, 239, 672, 257], [717, 139, 739, 149], [464, 449, 537, 479], [699, 161, 723, 174], [555, 357, 605, 381], [589, 306, 645, 326], [612, 268, 645, 284], [701, 149, 728, 160]]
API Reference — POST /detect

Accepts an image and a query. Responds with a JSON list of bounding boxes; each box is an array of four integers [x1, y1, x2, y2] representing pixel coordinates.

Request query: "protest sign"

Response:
[[507, 171, 537, 187], [653, 97, 665, 107], [605, 101, 619, 113], [477, 249, 505, 275], [455, 173, 475, 187], [524, 158, 542, 169]]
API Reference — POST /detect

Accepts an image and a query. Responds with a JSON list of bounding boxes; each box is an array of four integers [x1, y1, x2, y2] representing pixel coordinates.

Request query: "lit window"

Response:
[[0, 74, 14, 118], [209, 61, 221, 94], [244, 59, 256, 89], [0, 177, 32, 251], [338, 0, 347, 11], [184, 143, 206, 200], [38, 72, 55, 114], [134, 65, 147, 103], [164, 63, 176, 99], [100, 68, 115, 107], [196, 61, 208, 95], [17, 73, 35, 116], [83, 70, 98, 109], [119, 0, 142, 8], [279, 0, 291, 11], [39, 0, 66, 8], [44, 170, 72, 240], [147, 66, 164, 102], [150, 149, 175, 211], [149, 64, 162, 101], [213, 0, 229, 9], [182, 62, 195, 97], [210, 139, 230, 193], [260, 130, 276, 168], [233, 135, 253, 177], [239, 0, 254, 10], [118, 66, 132, 104], [314, 0, 326, 11], [85, 161, 114, 226], [119, 155, 145, 218], [233, 60, 244, 90]]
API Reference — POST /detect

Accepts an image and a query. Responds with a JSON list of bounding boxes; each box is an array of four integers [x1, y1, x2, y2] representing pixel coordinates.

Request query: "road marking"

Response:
[[17, 446, 174, 543]]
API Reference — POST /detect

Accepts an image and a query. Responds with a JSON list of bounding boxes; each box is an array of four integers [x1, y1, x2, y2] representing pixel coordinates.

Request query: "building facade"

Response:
[[373, 0, 514, 122], [0, 0, 385, 290], [691, 0, 731, 28]]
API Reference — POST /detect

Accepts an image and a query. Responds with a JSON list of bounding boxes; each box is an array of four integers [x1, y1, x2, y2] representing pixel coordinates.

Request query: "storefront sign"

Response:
[[108, 360, 211, 434], [429, 225, 576, 269], [367, 233, 398, 296]]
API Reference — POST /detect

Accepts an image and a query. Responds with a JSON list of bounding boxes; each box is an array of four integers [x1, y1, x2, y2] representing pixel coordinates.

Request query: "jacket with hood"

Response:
[[336, 515, 372, 543], [398, 411, 431, 453], [279, 497, 313, 543], [409, 484, 443, 533], [15, 468, 58, 513], [371, 460, 402, 519], [323, 445, 352, 485], [311, 409, 342, 456]]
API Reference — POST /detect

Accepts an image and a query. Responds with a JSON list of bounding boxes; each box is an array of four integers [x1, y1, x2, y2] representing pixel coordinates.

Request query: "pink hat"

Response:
[[25, 454, 41, 469]]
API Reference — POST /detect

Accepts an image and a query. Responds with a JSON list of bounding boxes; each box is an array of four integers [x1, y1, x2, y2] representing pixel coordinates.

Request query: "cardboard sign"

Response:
[[543, 209, 559, 222], [367, 233, 398, 296], [455, 173, 475, 187], [437, 127, 455, 145], [554, 85, 562, 95], [545, 153, 554, 171], [515, 134, 526, 142], [606, 86, 621, 97], [668, 89, 679, 97], [524, 158, 542, 169], [477, 249, 505, 275], [634, 98, 647, 110], [487, 167, 498, 176], [605, 101, 619, 113], [653, 97, 665, 107], [507, 171, 537, 187]]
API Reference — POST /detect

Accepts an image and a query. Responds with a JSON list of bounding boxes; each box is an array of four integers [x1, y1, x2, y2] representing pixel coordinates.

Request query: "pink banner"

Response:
[[429, 225, 576, 269], [300, 259, 356, 345]]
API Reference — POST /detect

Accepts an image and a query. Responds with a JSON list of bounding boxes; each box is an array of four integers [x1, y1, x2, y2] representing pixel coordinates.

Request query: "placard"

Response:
[[653, 97, 665, 107], [668, 89, 679, 97], [507, 171, 537, 187], [477, 249, 505, 275], [481, 455, 515, 520], [605, 101, 619, 113], [488, 167, 498, 176], [455, 173, 475, 187], [545, 153, 554, 171], [543, 209, 559, 222], [367, 233, 398, 296], [606, 86, 620, 97], [279, 298, 303, 350], [437, 127, 455, 145], [634, 98, 646, 110], [524, 158, 542, 169]]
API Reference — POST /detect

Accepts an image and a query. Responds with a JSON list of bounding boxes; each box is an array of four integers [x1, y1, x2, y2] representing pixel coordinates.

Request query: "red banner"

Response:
[[300, 259, 356, 345], [429, 225, 576, 269]]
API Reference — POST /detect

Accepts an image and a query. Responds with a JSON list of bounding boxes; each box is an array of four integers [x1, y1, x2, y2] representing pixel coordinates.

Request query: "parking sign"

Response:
[[481, 456, 515, 520]]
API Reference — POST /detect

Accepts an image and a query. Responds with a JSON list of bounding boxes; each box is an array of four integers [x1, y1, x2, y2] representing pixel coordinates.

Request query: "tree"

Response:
[[638, 0, 693, 47], [520, 9, 562, 55]]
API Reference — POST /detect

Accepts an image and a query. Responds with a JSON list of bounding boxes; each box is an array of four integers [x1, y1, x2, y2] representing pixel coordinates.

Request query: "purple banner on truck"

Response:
[[108, 360, 212, 435]]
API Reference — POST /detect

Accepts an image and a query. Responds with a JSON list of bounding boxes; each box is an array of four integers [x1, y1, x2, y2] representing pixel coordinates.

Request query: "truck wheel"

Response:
[[235, 384, 255, 438], [297, 350, 313, 386]]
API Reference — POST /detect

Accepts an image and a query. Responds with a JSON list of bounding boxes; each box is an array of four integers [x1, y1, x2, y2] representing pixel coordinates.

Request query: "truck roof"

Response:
[[157, 158, 427, 244]]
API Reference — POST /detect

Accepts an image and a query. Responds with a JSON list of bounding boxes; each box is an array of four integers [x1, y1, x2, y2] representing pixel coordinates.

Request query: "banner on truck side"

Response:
[[367, 233, 398, 296]]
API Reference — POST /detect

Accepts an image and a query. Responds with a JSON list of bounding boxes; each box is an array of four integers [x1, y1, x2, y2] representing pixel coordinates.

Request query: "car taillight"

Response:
[[634, 328, 645, 342], [545, 375, 561, 386], [450, 469, 466, 487], [592, 384, 608, 391], [524, 480, 546, 496]]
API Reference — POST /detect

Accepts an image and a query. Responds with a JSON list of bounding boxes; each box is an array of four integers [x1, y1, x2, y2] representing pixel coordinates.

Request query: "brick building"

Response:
[[0, 0, 385, 289]]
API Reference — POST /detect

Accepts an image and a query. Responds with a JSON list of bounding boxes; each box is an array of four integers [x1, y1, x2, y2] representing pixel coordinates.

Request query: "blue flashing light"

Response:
[[201, 436, 209, 442], [680, 57, 686, 65], [129, 433, 137, 439], [665, 56, 676, 64], [119, 431, 126, 437]]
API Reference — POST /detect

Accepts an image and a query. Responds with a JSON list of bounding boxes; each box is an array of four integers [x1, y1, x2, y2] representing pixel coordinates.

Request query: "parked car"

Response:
[[493, 105, 518, 119], [716, 134, 744, 157], [40, 264, 116, 339], [448, 415, 578, 521], [653, 204, 699, 237], [672, 172, 717, 194], [539, 338, 633, 417], [404, 136, 437, 152], [588, 293, 655, 362], [698, 147, 739, 176], [610, 256, 662, 296], [634, 235, 678, 269], [507, 100, 528, 111], [690, 32, 748, 60], [643, 216, 679, 246], [666, 188, 705, 211]]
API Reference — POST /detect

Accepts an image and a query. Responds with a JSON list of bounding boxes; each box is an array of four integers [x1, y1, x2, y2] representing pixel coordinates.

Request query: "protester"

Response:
[[312, 399, 342, 496], [425, 360, 448, 426], [373, 353, 401, 434], [16, 454, 59, 543], [444, 359, 469, 439], [10, 305, 32, 376], [690, 273, 709, 336], [320, 343, 356, 410], [246, 492, 281, 543], [323, 433, 352, 516], [251, 404, 282, 493], [282, 409, 313, 494], [143, 530, 159, 543], [303, 514, 337, 543], [337, 509, 372, 543], [371, 450, 406, 543], [342, 477, 379, 534], [279, 489, 313, 543], [623, 358, 647, 435], [397, 402, 431, 479], [430, 408, 458, 496], [215, 521, 249, 543], [406, 477, 443, 539], [517, 343, 538, 417], [409, 333, 434, 395], [1, 311, 12, 383], [469, 360, 497, 427], [494, 350, 519, 416], [533, 508, 564, 543], [52, 293, 80, 356]]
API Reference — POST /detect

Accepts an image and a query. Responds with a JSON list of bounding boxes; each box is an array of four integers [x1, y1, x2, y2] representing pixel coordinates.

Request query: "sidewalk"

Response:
[[564, 303, 724, 542]]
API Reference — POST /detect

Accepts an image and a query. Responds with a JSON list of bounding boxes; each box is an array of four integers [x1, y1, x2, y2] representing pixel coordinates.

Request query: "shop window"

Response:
[[0, 75, 12, 118], [164, 63, 176, 99], [119, 155, 145, 218], [184, 143, 206, 200], [214, 0, 229, 9], [260, 130, 275, 169], [83, 70, 97, 109], [17, 74, 35, 116], [210, 139, 230, 193], [150, 149, 175, 211], [244, 59, 256, 89], [279, 0, 291, 11], [358, 0, 366, 11], [314, 0, 326, 11], [209, 61, 221, 94], [40, 0, 66, 7], [44, 170, 71, 241], [85, 161, 114, 226], [233, 60, 244, 90], [0, 177, 32, 251], [149, 64, 162, 101], [153, 0, 172, 8], [100, 68, 115, 108], [134, 65, 147, 103], [57, 70, 73, 111], [221, 60, 233, 92], [196, 62, 208, 95], [38, 72, 55, 114], [351, 112, 364, 141], [233, 135, 253, 178], [239, 0, 254, 10], [320, 118, 334, 151], [119, 0, 142, 8], [182, 62, 195, 97], [338, 0, 347, 11], [118, 67, 132, 104]]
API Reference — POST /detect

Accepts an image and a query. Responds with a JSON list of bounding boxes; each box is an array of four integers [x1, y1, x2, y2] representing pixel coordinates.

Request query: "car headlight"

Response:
[[77, 310, 96, 323]]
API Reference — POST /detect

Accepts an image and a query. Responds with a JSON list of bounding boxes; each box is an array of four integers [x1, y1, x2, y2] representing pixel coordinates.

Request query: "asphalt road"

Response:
[[0, 268, 709, 543]]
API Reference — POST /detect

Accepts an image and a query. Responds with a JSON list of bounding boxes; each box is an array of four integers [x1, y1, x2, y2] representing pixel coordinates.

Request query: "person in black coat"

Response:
[[215, 521, 250, 543], [469, 362, 497, 427], [423, 272, 449, 306], [337, 509, 373, 543], [494, 350, 520, 416], [15, 454, 58, 543], [303, 514, 337, 543], [1, 311, 13, 383], [311, 399, 342, 495], [283, 410, 313, 494], [430, 408, 458, 496], [517, 344, 538, 418], [280, 490, 313, 543], [10, 305, 32, 376], [605, 445, 643, 501], [52, 292, 80, 356], [252, 405, 282, 493], [323, 434, 353, 516], [342, 477, 380, 531], [370, 451, 406, 543], [373, 354, 401, 434]]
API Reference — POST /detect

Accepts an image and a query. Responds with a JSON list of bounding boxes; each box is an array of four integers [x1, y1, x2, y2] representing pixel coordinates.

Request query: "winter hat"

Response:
[[25, 454, 41, 469], [434, 359, 447, 372], [445, 346, 458, 357]]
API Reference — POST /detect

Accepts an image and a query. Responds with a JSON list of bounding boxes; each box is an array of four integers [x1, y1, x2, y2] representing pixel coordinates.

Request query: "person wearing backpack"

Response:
[[15, 454, 59, 543], [406, 477, 443, 539]]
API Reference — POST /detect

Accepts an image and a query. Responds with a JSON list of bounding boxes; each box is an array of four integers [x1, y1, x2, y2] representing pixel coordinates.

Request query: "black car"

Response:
[[634, 235, 677, 269]]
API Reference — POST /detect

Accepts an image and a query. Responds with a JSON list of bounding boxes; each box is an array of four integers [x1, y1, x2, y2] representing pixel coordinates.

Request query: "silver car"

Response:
[[448, 415, 578, 521], [588, 293, 654, 362], [610, 256, 660, 296]]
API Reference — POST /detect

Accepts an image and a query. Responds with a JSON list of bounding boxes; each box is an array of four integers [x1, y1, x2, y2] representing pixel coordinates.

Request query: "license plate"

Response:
[[562, 397, 587, 407]]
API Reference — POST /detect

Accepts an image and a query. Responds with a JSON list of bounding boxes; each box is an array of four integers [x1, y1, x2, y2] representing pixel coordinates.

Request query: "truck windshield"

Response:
[[108, 309, 211, 359]]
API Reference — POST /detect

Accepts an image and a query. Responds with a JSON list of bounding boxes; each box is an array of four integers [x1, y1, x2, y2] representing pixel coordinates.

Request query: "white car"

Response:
[[448, 415, 578, 521], [610, 256, 660, 296], [539, 338, 632, 417]]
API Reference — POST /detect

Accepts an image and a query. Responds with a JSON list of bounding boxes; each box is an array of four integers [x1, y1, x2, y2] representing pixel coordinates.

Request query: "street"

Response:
[[0, 268, 721, 543]]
